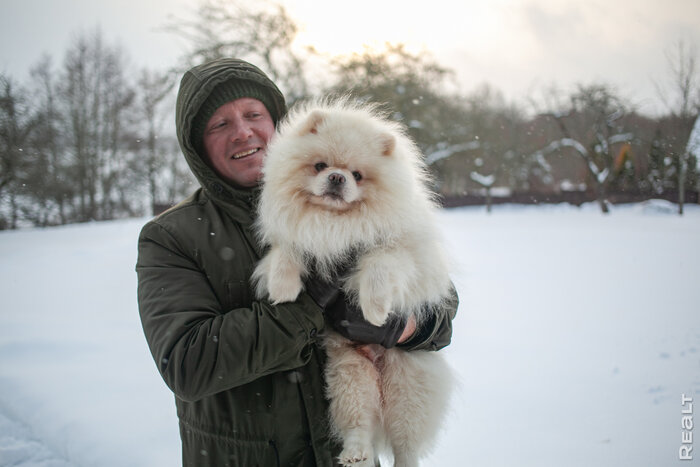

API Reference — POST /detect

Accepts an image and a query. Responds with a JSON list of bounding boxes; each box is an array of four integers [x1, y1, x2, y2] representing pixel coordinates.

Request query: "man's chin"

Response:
[[212, 150, 264, 188], [223, 167, 263, 188]]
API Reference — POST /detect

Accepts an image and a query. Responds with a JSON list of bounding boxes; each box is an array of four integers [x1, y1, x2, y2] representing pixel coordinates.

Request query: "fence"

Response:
[[439, 190, 700, 208]]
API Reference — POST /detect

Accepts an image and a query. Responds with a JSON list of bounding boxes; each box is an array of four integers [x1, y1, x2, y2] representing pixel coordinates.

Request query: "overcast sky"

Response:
[[2, 0, 699, 116]]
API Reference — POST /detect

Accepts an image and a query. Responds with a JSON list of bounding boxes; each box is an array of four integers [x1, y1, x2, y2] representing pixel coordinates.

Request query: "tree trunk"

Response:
[[593, 181, 610, 214], [678, 152, 687, 215]]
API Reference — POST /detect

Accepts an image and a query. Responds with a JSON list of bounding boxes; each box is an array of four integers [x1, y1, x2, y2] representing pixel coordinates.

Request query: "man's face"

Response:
[[202, 97, 275, 188]]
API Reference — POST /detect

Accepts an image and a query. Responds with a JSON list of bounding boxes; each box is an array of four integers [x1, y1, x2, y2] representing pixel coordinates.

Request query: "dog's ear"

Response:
[[380, 133, 396, 156], [299, 110, 326, 136]]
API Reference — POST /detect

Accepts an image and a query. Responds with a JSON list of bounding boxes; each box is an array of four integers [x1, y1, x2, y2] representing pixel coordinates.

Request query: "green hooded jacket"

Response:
[[136, 58, 458, 467]]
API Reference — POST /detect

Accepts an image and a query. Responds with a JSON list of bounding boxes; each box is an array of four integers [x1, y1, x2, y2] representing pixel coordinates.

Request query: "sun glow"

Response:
[[284, 0, 510, 59]]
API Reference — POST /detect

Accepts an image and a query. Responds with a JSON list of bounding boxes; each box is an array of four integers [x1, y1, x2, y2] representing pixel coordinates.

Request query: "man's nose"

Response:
[[230, 120, 253, 142]]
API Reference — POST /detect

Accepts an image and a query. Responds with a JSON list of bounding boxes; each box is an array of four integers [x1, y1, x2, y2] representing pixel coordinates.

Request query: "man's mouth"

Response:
[[232, 148, 260, 159]]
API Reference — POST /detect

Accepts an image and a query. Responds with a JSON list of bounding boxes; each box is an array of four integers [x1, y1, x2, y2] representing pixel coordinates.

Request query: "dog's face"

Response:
[[264, 108, 399, 215], [306, 159, 364, 211]]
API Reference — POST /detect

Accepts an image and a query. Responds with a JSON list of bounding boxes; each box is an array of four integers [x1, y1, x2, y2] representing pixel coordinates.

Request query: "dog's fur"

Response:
[[252, 98, 454, 467]]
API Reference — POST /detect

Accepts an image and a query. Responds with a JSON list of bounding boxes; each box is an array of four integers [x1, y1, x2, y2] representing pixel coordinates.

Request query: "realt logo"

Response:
[[680, 394, 694, 461]]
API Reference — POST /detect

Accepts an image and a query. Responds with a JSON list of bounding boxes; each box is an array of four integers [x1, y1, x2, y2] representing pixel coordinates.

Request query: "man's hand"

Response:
[[398, 315, 417, 344]]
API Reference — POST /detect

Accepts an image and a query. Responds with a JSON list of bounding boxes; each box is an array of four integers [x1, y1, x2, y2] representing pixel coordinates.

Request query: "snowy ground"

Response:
[[1, 201, 699, 467]]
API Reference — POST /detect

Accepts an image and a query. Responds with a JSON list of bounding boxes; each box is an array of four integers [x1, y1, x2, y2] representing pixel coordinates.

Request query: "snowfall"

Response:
[[1, 201, 699, 467]]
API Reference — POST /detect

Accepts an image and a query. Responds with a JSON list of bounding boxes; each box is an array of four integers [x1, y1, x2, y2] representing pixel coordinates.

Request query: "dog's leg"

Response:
[[255, 245, 305, 304], [325, 337, 382, 467], [347, 249, 417, 326], [392, 452, 419, 467], [380, 349, 453, 467]]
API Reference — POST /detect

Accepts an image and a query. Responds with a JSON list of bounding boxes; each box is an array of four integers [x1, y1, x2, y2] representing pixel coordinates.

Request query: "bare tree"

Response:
[[165, 0, 310, 101], [658, 38, 700, 119], [534, 84, 634, 213], [0, 74, 35, 229], [59, 28, 136, 221], [458, 84, 535, 193], [326, 43, 479, 191], [134, 68, 178, 213], [25, 55, 72, 225], [664, 38, 699, 214], [470, 171, 496, 212], [100, 46, 136, 218]]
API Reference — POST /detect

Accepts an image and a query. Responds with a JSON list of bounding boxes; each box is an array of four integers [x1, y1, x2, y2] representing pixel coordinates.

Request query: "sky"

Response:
[[1, 0, 700, 116]]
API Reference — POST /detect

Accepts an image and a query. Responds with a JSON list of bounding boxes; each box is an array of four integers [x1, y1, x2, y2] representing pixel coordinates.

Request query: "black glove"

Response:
[[304, 259, 357, 309], [325, 292, 407, 348], [304, 275, 342, 309]]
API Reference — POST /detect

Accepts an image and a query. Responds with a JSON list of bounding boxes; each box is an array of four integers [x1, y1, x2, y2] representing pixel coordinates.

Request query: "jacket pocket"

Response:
[[180, 420, 280, 467]]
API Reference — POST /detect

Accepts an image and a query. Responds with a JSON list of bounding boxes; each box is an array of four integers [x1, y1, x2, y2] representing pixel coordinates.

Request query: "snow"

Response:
[[425, 141, 481, 165], [1, 202, 699, 466], [540, 137, 588, 159], [469, 171, 495, 187]]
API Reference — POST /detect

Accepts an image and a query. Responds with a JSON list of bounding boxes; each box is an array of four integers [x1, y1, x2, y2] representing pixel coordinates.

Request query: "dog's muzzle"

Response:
[[328, 172, 346, 187], [325, 172, 346, 197]]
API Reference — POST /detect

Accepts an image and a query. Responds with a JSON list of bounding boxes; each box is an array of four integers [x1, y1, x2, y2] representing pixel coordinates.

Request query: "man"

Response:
[[136, 58, 457, 466]]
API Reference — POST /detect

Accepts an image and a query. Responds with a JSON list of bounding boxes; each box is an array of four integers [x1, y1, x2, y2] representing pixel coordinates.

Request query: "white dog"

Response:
[[253, 99, 454, 467]]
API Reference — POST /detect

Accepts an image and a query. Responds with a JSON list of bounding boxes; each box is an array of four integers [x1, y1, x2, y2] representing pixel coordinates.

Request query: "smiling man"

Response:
[[200, 98, 273, 187], [191, 81, 278, 188], [135, 58, 457, 467]]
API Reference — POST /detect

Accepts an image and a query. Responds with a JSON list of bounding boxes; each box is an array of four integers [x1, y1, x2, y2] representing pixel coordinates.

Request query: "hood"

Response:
[[175, 58, 287, 219]]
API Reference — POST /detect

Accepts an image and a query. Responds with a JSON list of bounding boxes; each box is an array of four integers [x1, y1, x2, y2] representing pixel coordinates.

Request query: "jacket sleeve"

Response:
[[397, 283, 458, 352], [136, 221, 325, 402]]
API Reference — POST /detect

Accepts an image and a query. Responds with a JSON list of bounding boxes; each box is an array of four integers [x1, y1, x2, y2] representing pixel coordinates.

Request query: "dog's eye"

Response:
[[352, 171, 362, 181], [314, 162, 328, 172]]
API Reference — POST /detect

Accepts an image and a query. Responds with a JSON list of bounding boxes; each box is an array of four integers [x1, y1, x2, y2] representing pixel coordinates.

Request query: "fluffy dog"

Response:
[[252, 98, 454, 467]]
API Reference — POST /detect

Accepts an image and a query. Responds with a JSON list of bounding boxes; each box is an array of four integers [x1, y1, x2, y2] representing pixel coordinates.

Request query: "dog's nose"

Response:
[[328, 172, 346, 186]]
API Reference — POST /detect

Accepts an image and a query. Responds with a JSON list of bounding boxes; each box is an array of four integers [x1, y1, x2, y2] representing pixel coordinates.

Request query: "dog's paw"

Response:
[[360, 301, 390, 326], [262, 246, 305, 304], [267, 274, 303, 304], [338, 444, 374, 467], [357, 291, 391, 326]]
